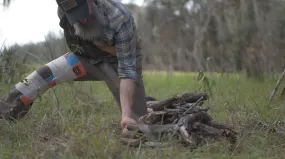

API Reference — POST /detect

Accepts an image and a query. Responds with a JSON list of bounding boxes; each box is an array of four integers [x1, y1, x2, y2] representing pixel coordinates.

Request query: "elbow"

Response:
[[118, 67, 137, 81]]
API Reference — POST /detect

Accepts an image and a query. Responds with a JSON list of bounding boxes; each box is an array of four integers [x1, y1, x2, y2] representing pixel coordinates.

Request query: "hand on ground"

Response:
[[121, 116, 137, 134]]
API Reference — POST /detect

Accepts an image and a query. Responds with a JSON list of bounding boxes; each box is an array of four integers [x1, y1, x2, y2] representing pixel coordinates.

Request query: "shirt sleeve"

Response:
[[114, 17, 138, 81]]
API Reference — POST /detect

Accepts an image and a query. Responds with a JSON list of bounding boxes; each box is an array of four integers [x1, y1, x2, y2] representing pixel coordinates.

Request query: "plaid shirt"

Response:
[[92, 0, 142, 81]]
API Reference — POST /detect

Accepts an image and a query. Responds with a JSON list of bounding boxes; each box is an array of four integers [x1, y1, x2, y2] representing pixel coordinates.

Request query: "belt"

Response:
[[97, 45, 117, 56], [74, 45, 118, 65]]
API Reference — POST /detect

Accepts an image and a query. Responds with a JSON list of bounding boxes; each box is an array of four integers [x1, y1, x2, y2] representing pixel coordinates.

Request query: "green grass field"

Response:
[[0, 71, 285, 159]]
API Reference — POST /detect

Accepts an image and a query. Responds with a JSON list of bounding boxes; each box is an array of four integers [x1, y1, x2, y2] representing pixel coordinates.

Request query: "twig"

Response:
[[168, 96, 205, 140], [0, 39, 6, 53], [268, 68, 285, 105], [173, 96, 205, 124]]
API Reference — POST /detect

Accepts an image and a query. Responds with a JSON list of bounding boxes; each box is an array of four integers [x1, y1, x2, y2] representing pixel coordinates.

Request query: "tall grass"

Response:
[[1, 41, 285, 158], [0, 60, 284, 158], [0, 45, 32, 85]]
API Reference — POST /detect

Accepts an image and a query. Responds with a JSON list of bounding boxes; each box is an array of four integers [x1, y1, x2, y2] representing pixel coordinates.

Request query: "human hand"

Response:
[[121, 116, 137, 134]]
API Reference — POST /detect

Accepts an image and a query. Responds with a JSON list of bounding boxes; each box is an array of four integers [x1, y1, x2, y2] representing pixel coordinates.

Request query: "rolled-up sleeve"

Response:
[[114, 17, 138, 81]]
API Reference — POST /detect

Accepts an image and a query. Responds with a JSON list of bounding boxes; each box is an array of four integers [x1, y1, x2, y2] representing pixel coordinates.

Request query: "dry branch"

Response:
[[147, 92, 208, 111], [121, 92, 237, 149], [147, 95, 178, 111], [268, 68, 285, 105]]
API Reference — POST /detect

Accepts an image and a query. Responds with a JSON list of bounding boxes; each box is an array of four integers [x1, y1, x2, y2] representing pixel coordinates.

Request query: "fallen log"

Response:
[[147, 92, 209, 111], [147, 95, 178, 111], [175, 92, 209, 104], [126, 123, 178, 134]]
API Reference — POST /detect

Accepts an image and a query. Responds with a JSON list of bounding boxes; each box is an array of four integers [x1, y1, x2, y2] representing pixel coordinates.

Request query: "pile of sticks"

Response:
[[120, 92, 237, 148]]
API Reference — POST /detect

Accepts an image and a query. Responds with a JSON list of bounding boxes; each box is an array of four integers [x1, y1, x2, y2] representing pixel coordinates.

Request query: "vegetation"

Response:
[[0, 70, 284, 158], [2, 0, 10, 8], [1, 0, 285, 158], [136, 0, 285, 80]]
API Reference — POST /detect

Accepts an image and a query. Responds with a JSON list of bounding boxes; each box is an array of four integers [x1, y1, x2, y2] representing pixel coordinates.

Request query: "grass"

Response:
[[0, 71, 285, 159]]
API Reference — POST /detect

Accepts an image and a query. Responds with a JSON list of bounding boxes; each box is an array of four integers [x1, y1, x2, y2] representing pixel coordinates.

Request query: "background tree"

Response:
[[2, 0, 11, 7], [135, 0, 285, 80], [2, 0, 285, 81]]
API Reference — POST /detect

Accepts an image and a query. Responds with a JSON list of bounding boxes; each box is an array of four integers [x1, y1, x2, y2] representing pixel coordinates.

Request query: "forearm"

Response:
[[115, 15, 138, 117], [120, 78, 136, 117]]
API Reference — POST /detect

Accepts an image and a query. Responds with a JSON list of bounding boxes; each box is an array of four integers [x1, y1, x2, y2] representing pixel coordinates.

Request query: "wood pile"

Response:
[[120, 92, 237, 149]]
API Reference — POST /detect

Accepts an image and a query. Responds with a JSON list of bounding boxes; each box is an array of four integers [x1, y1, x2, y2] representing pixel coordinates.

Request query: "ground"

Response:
[[0, 71, 284, 159]]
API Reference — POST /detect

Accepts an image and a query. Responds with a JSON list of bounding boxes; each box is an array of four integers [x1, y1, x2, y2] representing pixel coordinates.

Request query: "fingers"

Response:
[[120, 117, 137, 131], [122, 127, 129, 134]]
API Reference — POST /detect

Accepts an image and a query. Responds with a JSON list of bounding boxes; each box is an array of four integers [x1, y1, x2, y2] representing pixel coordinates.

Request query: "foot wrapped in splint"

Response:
[[0, 52, 86, 120]]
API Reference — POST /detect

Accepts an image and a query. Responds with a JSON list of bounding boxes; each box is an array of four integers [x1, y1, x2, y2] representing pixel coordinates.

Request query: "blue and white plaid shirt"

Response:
[[91, 0, 142, 81]]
